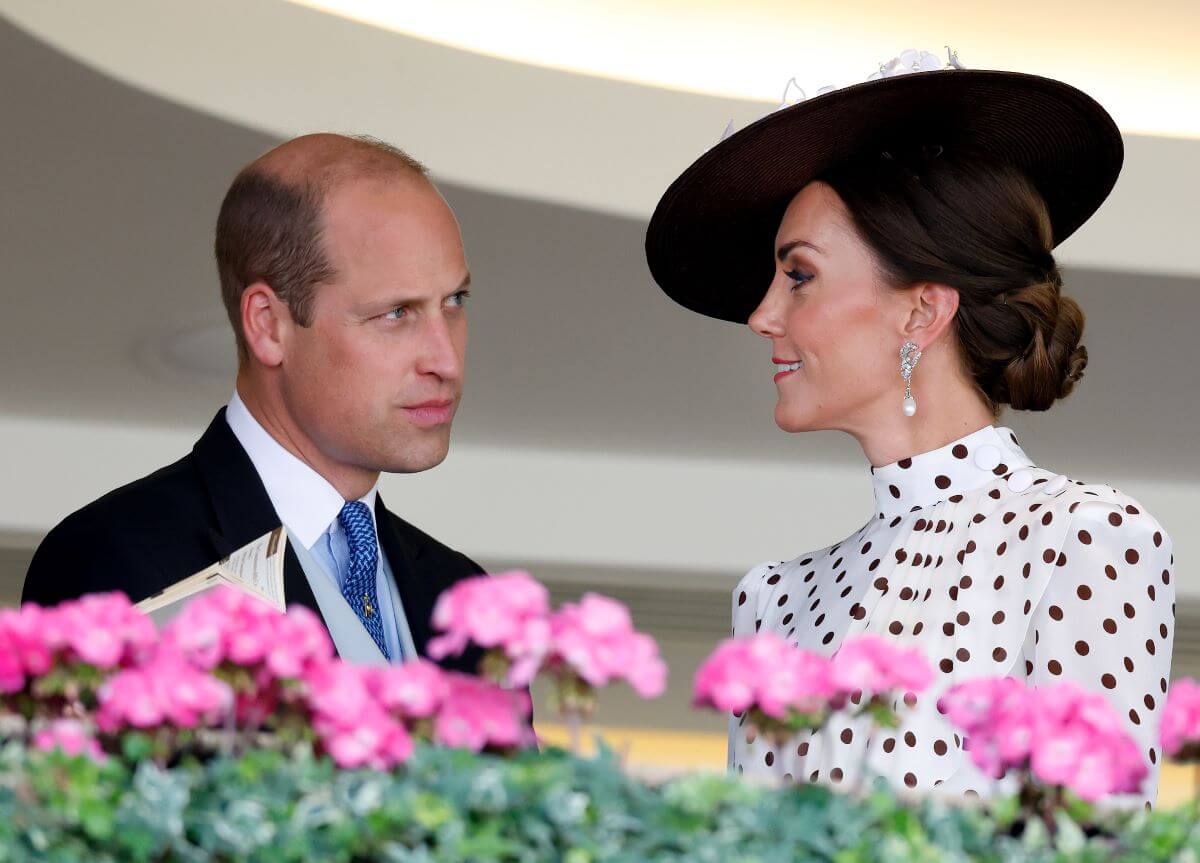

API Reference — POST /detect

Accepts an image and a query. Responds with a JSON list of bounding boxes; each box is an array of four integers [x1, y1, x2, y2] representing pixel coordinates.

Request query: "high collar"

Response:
[[225, 390, 378, 550], [870, 425, 1035, 516]]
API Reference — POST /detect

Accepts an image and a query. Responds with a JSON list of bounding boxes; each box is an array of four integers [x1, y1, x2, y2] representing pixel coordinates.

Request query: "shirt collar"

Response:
[[225, 390, 378, 550], [870, 424, 1035, 516]]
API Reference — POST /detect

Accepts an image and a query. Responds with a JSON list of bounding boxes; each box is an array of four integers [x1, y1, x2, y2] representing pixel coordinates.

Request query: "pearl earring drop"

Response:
[[900, 341, 922, 417]]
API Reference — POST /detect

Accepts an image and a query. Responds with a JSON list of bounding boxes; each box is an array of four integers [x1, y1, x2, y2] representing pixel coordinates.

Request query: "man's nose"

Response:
[[416, 314, 464, 380]]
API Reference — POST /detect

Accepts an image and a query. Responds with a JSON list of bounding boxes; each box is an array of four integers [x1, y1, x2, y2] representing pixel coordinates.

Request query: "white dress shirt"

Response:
[[730, 424, 1174, 808], [225, 390, 411, 662]]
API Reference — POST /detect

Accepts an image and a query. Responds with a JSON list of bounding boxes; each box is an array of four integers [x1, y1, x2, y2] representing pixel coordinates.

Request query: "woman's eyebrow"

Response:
[[776, 239, 824, 261]]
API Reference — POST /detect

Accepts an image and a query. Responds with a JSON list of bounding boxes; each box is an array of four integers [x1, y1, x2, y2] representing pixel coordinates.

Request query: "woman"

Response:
[[645, 50, 1175, 804]]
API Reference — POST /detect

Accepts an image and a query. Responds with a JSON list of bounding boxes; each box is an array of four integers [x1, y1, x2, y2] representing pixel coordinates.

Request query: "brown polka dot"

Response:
[[889, 621, 904, 635], [904, 691, 918, 707], [992, 611, 1005, 624], [934, 740, 948, 755], [738, 591, 747, 606], [830, 767, 844, 783], [912, 621, 924, 635], [840, 728, 853, 744], [935, 475, 951, 489], [1042, 512, 1054, 526], [904, 731, 917, 747], [1075, 641, 1090, 656], [874, 577, 889, 591], [1108, 512, 1123, 526], [1078, 529, 1092, 544], [1057, 553, 1068, 567], [895, 550, 907, 563], [952, 445, 969, 459], [1048, 605, 1063, 621], [1146, 639, 1156, 655], [1124, 603, 1136, 619], [1126, 505, 1140, 515], [1126, 549, 1140, 565], [882, 737, 896, 753], [1125, 656, 1135, 672], [957, 611, 970, 626], [765, 751, 774, 766], [904, 772, 917, 788], [889, 485, 901, 498], [1145, 694, 1156, 710], [1042, 549, 1056, 564], [822, 631, 835, 645], [1105, 565, 1118, 580], [942, 622, 955, 636], [1103, 619, 1117, 634], [898, 458, 912, 468], [993, 647, 1007, 662], [797, 741, 809, 756], [1101, 673, 1116, 689], [1077, 584, 1092, 601], [1019, 526, 1030, 541], [939, 658, 954, 673], [959, 575, 973, 589], [956, 648, 971, 662], [1002, 511, 1016, 524], [1047, 659, 1062, 675], [1129, 709, 1141, 725]]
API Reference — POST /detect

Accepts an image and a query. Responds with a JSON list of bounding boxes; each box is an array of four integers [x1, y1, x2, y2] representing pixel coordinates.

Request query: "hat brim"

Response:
[[644, 69, 1123, 324]]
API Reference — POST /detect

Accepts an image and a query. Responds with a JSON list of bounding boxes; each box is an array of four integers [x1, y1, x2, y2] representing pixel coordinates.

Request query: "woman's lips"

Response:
[[403, 401, 456, 426], [772, 356, 803, 383]]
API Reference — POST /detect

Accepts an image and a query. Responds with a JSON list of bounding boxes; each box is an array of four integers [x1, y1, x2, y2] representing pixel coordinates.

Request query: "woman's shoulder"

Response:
[[1018, 470, 1172, 550]]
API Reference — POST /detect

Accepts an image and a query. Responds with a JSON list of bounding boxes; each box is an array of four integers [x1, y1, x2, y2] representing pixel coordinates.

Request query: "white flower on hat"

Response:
[[868, 48, 946, 80], [718, 46, 964, 143]]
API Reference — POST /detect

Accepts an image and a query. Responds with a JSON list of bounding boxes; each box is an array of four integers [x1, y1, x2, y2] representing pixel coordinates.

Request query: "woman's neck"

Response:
[[848, 374, 998, 469]]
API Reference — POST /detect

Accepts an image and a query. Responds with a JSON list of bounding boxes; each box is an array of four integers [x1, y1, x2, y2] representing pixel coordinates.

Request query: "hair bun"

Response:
[[999, 283, 1086, 411]]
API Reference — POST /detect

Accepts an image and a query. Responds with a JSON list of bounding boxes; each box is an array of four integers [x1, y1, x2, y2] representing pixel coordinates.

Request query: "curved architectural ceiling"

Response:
[[293, 0, 1200, 141]]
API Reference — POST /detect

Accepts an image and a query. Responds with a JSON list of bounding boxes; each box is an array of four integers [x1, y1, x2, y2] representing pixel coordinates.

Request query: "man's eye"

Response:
[[383, 307, 407, 320], [447, 289, 471, 308]]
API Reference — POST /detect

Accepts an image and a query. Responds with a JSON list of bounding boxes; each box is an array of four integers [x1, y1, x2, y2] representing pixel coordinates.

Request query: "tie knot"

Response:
[[338, 500, 376, 550]]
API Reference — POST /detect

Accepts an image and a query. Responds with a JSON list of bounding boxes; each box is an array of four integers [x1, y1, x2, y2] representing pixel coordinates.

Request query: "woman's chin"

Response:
[[774, 403, 821, 433]]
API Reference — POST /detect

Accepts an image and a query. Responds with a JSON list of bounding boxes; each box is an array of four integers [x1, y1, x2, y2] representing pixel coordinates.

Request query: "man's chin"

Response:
[[379, 434, 452, 474]]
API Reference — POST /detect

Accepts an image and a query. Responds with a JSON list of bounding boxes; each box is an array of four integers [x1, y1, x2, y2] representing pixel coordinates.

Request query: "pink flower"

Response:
[[829, 635, 933, 698], [548, 594, 667, 698], [428, 572, 552, 684], [433, 672, 533, 752], [33, 719, 106, 762], [1161, 678, 1200, 757], [1, 605, 55, 677], [941, 677, 1148, 801], [319, 709, 413, 770], [693, 633, 834, 718], [372, 660, 448, 718], [266, 607, 335, 679], [95, 650, 232, 732], [304, 661, 377, 729]]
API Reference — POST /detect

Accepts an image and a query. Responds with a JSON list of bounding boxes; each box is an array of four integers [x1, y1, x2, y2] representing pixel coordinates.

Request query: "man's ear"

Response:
[[902, 282, 960, 348], [240, 281, 289, 367]]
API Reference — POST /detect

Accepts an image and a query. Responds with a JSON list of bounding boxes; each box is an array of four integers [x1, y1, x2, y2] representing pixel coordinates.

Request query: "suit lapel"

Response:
[[373, 493, 436, 658], [192, 409, 324, 621]]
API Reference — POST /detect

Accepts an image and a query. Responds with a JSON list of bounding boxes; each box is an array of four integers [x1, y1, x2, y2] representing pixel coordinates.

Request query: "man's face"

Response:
[[279, 175, 470, 474]]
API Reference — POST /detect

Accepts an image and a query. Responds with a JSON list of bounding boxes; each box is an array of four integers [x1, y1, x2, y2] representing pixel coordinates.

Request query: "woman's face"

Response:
[[748, 181, 908, 434]]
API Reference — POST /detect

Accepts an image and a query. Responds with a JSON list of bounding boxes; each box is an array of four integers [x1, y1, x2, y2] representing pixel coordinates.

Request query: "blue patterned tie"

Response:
[[337, 501, 390, 660]]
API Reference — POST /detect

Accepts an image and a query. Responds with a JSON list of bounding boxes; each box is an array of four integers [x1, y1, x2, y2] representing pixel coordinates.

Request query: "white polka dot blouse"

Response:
[[730, 424, 1175, 806]]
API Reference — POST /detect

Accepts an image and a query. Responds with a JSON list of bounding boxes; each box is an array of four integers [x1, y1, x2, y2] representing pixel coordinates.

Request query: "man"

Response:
[[23, 133, 482, 672]]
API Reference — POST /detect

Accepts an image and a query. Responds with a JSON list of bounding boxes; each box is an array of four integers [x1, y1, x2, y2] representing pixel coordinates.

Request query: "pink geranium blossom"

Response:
[[427, 571, 552, 685], [371, 660, 448, 719], [548, 594, 667, 698], [939, 677, 1147, 802], [693, 633, 834, 718], [829, 634, 934, 698], [1161, 678, 1200, 758], [33, 719, 106, 763], [96, 650, 232, 732], [434, 672, 533, 752]]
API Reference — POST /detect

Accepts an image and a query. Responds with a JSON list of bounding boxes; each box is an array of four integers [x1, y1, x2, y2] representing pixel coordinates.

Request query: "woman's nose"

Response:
[[748, 286, 785, 340]]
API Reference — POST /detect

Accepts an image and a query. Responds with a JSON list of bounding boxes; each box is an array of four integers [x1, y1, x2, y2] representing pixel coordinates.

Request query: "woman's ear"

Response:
[[902, 282, 960, 347]]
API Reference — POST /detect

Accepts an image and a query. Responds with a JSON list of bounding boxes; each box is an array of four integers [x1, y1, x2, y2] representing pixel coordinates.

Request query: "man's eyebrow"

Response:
[[776, 239, 824, 262]]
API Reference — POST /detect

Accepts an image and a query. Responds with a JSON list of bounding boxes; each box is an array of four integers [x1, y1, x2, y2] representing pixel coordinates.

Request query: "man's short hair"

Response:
[[214, 135, 428, 362]]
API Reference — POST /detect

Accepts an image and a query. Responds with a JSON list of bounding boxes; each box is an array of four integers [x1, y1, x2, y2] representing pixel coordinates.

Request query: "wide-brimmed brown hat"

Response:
[[644, 55, 1124, 323]]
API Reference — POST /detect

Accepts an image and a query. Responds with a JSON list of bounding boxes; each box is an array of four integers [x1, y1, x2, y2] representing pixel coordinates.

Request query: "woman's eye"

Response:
[[784, 269, 813, 290]]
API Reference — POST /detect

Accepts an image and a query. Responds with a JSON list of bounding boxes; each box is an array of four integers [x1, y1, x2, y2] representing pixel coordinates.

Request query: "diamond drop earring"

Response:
[[900, 341, 922, 416]]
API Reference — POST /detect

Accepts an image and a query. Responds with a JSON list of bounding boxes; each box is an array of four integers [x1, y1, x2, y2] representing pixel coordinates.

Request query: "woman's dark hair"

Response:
[[816, 142, 1087, 414]]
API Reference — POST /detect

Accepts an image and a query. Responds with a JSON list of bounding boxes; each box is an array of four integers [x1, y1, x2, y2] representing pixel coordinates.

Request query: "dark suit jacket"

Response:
[[22, 408, 485, 675]]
